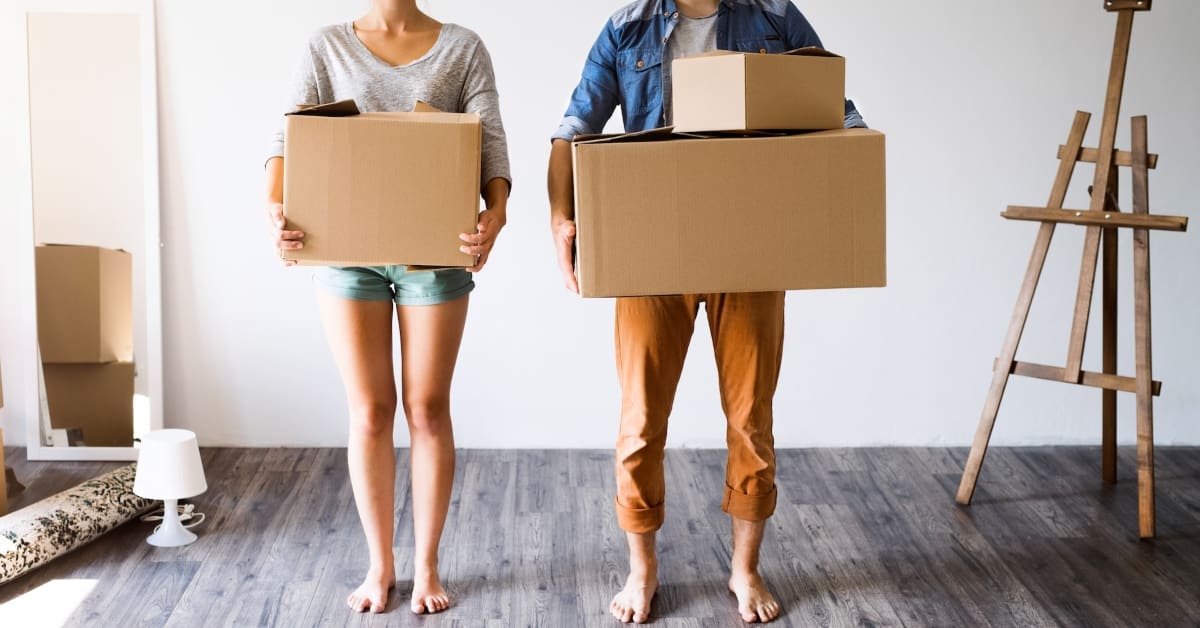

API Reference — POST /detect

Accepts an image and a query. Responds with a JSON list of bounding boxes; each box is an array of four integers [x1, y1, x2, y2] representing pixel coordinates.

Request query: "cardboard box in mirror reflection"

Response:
[[34, 244, 135, 447]]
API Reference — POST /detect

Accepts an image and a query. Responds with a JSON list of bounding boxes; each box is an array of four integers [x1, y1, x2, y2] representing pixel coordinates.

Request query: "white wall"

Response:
[[4, 1, 1199, 449]]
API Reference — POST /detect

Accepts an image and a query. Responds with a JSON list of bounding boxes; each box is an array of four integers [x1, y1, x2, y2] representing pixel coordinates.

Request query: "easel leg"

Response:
[[1102, 167, 1119, 485], [1134, 227, 1155, 539], [1131, 115, 1155, 538], [958, 222, 1056, 505]]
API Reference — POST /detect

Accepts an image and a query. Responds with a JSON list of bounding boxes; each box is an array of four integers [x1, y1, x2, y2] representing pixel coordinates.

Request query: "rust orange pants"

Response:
[[614, 291, 785, 533]]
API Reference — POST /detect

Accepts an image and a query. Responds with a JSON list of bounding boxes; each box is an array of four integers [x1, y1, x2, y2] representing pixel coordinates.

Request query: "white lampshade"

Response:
[[133, 429, 207, 500]]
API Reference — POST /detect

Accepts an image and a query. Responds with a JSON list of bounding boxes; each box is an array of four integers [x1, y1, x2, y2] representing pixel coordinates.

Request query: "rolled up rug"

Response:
[[0, 463, 154, 584]]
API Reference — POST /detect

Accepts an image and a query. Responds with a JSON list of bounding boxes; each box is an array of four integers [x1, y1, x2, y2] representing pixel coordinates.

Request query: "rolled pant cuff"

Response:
[[614, 497, 665, 533], [721, 484, 777, 521]]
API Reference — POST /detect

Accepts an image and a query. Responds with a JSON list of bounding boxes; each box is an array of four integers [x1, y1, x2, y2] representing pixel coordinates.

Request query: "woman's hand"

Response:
[[459, 209, 506, 273], [266, 201, 304, 267]]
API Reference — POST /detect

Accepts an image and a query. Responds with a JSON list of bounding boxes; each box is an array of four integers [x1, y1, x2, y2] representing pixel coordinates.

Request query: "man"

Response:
[[547, 0, 865, 624]]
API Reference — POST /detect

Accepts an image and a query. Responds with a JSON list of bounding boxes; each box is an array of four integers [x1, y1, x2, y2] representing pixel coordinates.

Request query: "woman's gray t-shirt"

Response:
[[268, 22, 511, 188]]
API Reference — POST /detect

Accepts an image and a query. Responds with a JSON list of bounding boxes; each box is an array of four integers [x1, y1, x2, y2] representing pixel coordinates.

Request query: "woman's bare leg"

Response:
[[396, 295, 468, 614], [318, 294, 398, 614]]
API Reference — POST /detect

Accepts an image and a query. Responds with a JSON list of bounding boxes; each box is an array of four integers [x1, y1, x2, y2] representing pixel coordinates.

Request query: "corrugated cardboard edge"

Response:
[[570, 142, 588, 293]]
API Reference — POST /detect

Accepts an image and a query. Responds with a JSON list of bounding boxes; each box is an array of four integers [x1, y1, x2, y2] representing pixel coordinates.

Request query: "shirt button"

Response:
[[636, 60, 645, 68], [759, 48, 767, 54], [672, 11, 679, 18]]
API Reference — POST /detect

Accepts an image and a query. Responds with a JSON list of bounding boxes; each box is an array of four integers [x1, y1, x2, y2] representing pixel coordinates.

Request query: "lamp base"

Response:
[[145, 498, 198, 547]]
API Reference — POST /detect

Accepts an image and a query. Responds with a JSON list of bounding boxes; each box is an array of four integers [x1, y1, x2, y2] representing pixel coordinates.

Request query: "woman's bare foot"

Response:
[[728, 571, 781, 623], [610, 571, 658, 624], [410, 566, 451, 614], [347, 566, 395, 614]]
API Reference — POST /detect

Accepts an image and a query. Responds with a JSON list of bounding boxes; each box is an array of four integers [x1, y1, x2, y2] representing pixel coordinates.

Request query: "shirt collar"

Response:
[[663, 1, 731, 19]]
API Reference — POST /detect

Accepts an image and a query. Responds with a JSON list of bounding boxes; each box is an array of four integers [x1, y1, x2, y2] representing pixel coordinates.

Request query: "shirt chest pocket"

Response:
[[617, 48, 663, 115], [733, 35, 788, 54]]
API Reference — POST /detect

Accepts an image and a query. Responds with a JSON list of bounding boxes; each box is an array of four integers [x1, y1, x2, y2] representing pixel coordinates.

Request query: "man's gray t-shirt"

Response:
[[268, 23, 510, 188], [663, 11, 718, 126]]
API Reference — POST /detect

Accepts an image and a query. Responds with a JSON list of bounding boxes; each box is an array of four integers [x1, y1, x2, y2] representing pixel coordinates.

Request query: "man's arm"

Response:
[[547, 19, 622, 293], [783, 3, 868, 129], [548, 139, 577, 292]]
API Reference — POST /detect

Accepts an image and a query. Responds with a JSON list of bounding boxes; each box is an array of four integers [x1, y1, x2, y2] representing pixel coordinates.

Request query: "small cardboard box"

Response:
[[43, 362, 135, 447], [672, 47, 845, 133], [572, 128, 886, 297], [283, 100, 481, 267], [35, 244, 133, 364]]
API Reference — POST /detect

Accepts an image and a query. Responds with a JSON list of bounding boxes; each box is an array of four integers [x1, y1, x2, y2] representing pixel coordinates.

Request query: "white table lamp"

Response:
[[133, 429, 207, 547]]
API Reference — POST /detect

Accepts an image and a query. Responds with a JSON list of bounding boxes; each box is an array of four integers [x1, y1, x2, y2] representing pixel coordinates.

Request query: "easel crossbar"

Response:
[[994, 359, 1163, 396], [1058, 145, 1158, 169], [1003, 206, 1188, 232]]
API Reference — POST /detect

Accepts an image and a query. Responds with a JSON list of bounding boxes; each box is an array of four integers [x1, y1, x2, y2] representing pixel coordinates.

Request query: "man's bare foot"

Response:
[[729, 571, 781, 623], [347, 566, 395, 614], [610, 571, 658, 624], [410, 566, 451, 614]]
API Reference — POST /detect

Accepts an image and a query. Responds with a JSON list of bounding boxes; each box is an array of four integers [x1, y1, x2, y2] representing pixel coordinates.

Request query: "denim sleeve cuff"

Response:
[[551, 115, 591, 143], [843, 99, 868, 129]]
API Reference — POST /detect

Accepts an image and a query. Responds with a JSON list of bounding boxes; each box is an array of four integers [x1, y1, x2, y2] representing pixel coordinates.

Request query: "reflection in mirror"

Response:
[[27, 12, 149, 448]]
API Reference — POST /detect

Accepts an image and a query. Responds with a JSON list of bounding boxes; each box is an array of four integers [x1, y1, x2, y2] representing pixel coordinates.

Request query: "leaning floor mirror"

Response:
[[14, 0, 163, 460]]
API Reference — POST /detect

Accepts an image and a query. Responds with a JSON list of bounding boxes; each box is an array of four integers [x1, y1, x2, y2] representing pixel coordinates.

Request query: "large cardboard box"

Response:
[[572, 128, 886, 297], [35, 244, 133, 363], [672, 48, 845, 133], [43, 362, 135, 447], [283, 100, 481, 267]]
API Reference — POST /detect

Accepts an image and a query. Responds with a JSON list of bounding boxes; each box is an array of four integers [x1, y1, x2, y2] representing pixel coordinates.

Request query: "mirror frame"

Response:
[[15, 0, 163, 461]]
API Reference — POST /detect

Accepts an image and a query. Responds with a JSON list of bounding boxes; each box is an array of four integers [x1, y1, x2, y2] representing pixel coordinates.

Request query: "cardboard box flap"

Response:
[[782, 46, 843, 59], [576, 127, 817, 145], [288, 99, 361, 117], [574, 127, 679, 145], [678, 129, 790, 139], [35, 242, 129, 253], [413, 100, 442, 113]]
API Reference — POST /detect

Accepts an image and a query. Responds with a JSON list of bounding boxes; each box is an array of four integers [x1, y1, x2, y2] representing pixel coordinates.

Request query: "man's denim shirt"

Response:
[[552, 0, 866, 141]]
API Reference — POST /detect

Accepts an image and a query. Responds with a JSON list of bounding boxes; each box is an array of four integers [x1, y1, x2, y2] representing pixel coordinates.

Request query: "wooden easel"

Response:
[[955, 0, 1189, 539]]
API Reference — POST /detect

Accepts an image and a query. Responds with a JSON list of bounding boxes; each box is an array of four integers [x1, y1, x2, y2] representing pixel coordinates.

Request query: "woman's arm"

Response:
[[263, 39, 322, 265], [264, 157, 304, 266], [458, 36, 512, 273]]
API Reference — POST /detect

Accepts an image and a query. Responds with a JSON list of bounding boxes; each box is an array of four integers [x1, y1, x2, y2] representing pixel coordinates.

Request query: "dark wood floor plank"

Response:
[[2, 446, 1198, 628]]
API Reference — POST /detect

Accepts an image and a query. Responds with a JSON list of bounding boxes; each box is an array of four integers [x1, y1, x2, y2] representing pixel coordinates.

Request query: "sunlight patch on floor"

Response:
[[0, 578, 98, 627]]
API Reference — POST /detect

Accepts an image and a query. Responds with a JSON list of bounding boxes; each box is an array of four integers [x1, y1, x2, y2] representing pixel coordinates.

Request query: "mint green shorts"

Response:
[[313, 266, 474, 306]]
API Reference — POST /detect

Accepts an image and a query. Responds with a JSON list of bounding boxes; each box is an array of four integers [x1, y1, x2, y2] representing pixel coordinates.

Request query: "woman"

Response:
[[263, 0, 510, 615]]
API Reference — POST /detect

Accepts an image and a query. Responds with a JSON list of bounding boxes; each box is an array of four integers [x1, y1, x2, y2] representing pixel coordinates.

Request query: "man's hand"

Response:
[[266, 202, 304, 267], [459, 209, 506, 273], [552, 218, 579, 294]]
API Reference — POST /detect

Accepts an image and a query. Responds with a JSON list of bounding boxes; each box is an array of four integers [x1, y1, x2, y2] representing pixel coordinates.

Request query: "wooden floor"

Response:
[[1, 446, 1198, 627]]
